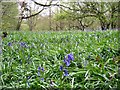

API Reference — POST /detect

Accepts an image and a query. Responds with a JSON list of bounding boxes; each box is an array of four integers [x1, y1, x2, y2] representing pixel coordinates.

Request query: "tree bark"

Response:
[[16, 16, 22, 31]]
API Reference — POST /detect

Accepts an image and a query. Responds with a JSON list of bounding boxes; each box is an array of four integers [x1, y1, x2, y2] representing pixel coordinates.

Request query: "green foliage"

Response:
[[53, 2, 118, 30], [35, 16, 50, 31], [54, 11, 71, 21], [1, 2, 18, 31], [1, 30, 119, 89], [21, 23, 30, 31]]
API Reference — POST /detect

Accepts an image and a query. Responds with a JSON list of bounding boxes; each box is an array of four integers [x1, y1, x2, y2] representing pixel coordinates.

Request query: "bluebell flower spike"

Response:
[[38, 66, 41, 71], [60, 66, 63, 71], [8, 42, 12, 46], [64, 69, 69, 76], [68, 53, 74, 61], [41, 67, 44, 72]]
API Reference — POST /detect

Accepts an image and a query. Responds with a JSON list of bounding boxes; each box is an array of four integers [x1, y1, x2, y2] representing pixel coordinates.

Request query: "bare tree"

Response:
[[16, 0, 28, 30], [16, 0, 118, 31], [16, 0, 49, 30]]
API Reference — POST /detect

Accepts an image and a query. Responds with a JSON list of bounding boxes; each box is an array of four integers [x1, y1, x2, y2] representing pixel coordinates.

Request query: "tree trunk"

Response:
[[49, 6, 52, 30], [111, 14, 114, 29], [16, 17, 22, 31], [100, 21, 106, 30], [29, 20, 33, 31], [106, 23, 110, 30]]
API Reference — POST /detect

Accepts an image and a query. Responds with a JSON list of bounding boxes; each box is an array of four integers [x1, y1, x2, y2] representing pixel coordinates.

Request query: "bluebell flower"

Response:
[[60, 66, 63, 71], [41, 78, 44, 81], [64, 59, 71, 66], [41, 67, 44, 72], [68, 53, 74, 61], [63, 69, 69, 76], [8, 42, 12, 46], [28, 76, 31, 80], [63, 53, 74, 66], [38, 66, 41, 71], [38, 71, 40, 76], [38, 66, 44, 71], [20, 42, 27, 47]]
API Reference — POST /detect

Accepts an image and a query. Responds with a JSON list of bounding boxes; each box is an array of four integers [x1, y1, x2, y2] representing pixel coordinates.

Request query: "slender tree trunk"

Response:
[[111, 6, 115, 29], [55, 23, 58, 31], [100, 22, 110, 30], [29, 19, 33, 31], [16, 17, 22, 30], [16, 6, 24, 31], [99, 17, 107, 30], [106, 23, 110, 30], [79, 20, 85, 31], [49, 6, 52, 30], [111, 14, 114, 29], [28, 7, 33, 31], [100, 21, 106, 30]]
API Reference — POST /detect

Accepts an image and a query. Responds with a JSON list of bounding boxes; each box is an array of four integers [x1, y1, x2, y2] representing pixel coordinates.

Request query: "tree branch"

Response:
[[22, 7, 45, 19], [31, 0, 79, 11], [31, 0, 52, 7]]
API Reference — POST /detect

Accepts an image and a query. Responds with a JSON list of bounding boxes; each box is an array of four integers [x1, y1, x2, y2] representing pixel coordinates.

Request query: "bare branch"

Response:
[[31, 0, 77, 11], [22, 7, 45, 19], [31, 0, 52, 7]]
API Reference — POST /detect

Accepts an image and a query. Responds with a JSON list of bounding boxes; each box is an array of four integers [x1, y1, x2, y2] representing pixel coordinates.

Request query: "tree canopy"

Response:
[[1, 2, 18, 31], [1, 0, 119, 31]]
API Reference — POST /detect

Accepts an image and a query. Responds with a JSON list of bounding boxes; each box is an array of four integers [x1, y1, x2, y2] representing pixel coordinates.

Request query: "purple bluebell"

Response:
[[41, 78, 44, 81], [8, 42, 12, 46], [60, 66, 63, 71], [38, 71, 40, 76], [28, 76, 31, 80], [41, 67, 44, 72], [63, 53, 74, 66], [64, 59, 71, 66], [63, 69, 69, 76], [38, 66, 41, 71], [19, 42, 27, 47], [68, 53, 74, 61]]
